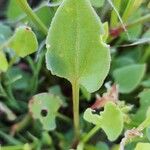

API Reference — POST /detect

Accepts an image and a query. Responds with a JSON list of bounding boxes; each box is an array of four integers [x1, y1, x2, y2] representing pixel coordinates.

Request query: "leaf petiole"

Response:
[[81, 125, 100, 143], [72, 80, 80, 139], [15, 0, 48, 35], [57, 113, 71, 123]]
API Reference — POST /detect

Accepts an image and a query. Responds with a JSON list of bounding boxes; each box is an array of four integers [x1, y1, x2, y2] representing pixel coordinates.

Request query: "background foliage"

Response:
[[0, 0, 150, 149]]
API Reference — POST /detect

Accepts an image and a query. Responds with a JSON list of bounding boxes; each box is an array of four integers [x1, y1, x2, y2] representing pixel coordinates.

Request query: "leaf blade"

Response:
[[113, 64, 146, 93], [84, 102, 124, 141], [10, 26, 38, 58], [29, 93, 62, 131], [46, 0, 110, 93]]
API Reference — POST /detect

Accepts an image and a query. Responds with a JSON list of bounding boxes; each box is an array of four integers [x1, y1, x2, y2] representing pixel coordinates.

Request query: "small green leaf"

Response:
[[112, 56, 135, 70], [84, 108, 101, 125], [97, 102, 123, 141], [0, 51, 8, 72], [133, 89, 150, 123], [29, 93, 62, 131], [10, 26, 38, 58], [113, 64, 146, 93], [46, 0, 110, 93], [135, 143, 150, 150], [84, 102, 124, 141], [6, 66, 31, 90]]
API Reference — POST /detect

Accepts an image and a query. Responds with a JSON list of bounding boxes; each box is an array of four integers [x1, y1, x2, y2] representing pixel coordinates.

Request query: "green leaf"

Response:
[[48, 85, 67, 107], [0, 51, 8, 72], [90, 0, 105, 8], [135, 143, 150, 150], [0, 23, 12, 44], [9, 26, 38, 58], [122, 0, 143, 22], [113, 64, 146, 93], [85, 142, 109, 150], [84, 108, 101, 125], [48, 0, 105, 8], [101, 22, 109, 42], [133, 89, 150, 123], [84, 102, 124, 141], [143, 29, 150, 38], [138, 107, 150, 130], [110, 0, 121, 27], [6, 0, 24, 20], [142, 79, 150, 88], [46, 0, 110, 93], [121, 10, 142, 41], [112, 56, 135, 71], [33, 6, 54, 28], [6, 66, 31, 90], [29, 93, 62, 131], [146, 127, 150, 141]]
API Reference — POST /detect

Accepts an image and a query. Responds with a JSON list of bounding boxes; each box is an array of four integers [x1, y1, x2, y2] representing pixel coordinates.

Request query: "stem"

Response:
[[126, 13, 150, 29], [0, 82, 7, 97], [15, 0, 48, 35], [110, 13, 150, 38], [8, 55, 18, 68], [110, 0, 121, 28], [82, 125, 100, 143], [1, 144, 33, 150], [11, 114, 31, 135], [1, 146, 23, 150], [72, 80, 80, 139], [57, 113, 71, 123]]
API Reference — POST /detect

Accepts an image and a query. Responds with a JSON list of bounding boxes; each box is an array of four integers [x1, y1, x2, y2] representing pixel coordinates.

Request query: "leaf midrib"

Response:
[[74, 0, 80, 81]]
